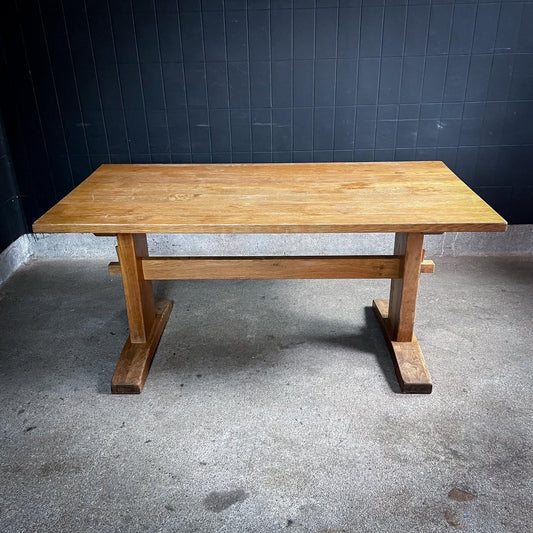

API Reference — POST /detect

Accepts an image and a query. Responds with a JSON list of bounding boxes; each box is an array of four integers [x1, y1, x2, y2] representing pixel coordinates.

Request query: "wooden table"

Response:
[[33, 162, 506, 394]]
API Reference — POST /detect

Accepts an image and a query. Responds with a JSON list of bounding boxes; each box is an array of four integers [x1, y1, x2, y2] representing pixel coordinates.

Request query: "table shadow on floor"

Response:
[[96, 303, 400, 395]]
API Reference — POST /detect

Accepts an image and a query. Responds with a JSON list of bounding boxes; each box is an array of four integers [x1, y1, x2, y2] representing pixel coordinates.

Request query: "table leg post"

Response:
[[116, 234, 155, 343], [389, 232, 423, 342], [372, 232, 432, 393], [111, 234, 173, 394]]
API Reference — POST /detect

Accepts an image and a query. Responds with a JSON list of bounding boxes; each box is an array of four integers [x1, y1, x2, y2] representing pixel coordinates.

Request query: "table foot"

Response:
[[372, 299, 432, 394], [111, 300, 173, 394]]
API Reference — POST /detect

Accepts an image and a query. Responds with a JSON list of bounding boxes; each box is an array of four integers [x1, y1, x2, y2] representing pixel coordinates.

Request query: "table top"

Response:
[[32, 162, 507, 234]]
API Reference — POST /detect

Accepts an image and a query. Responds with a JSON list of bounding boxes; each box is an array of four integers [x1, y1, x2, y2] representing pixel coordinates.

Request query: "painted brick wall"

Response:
[[1, 0, 532, 238]]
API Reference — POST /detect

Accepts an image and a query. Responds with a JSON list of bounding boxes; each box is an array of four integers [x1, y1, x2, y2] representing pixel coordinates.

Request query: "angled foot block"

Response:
[[111, 300, 173, 394], [372, 299, 432, 394]]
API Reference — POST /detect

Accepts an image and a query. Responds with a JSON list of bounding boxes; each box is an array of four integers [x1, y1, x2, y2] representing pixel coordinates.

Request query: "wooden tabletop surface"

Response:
[[32, 162, 507, 234]]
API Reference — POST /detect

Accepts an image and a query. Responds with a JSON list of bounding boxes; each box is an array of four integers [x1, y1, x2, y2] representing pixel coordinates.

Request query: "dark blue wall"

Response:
[[0, 7, 27, 251], [0, 112, 26, 252], [1, 0, 532, 247]]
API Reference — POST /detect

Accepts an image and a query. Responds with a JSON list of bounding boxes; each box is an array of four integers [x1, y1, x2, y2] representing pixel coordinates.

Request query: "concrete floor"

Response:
[[0, 256, 531, 532]]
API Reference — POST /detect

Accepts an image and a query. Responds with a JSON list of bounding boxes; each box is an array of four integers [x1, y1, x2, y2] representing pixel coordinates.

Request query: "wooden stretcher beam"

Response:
[[107, 256, 435, 280]]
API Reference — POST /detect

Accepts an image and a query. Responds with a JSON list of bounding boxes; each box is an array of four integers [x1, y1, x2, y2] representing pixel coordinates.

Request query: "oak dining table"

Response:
[[32, 161, 507, 394]]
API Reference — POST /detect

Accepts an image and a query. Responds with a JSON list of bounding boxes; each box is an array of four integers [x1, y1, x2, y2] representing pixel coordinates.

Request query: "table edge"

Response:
[[32, 221, 508, 234]]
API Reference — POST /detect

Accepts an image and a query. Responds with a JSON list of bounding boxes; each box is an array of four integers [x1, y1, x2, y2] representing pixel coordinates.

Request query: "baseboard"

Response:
[[1, 226, 532, 286], [0, 234, 31, 286]]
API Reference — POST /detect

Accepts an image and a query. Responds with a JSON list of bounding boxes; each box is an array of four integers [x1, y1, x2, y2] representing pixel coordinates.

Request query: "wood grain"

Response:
[[116, 233, 155, 344], [111, 300, 173, 394], [372, 299, 432, 394], [388, 233, 424, 342], [108, 257, 435, 279], [33, 162, 507, 234], [142, 256, 404, 279]]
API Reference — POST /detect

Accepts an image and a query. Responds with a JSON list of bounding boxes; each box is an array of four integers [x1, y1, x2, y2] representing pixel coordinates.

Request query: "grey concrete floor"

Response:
[[0, 256, 532, 533]]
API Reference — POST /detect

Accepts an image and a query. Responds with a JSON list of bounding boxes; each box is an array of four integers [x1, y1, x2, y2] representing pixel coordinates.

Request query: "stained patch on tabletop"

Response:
[[203, 489, 249, 512], [448, 487, 476, 502]]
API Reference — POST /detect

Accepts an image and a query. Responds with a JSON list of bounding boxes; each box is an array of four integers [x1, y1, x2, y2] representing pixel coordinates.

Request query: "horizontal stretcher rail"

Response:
[[108, 256, 435, 280]]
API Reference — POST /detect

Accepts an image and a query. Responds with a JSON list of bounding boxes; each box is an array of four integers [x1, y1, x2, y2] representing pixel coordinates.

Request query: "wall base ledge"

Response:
[[1, 226, 532, 286]]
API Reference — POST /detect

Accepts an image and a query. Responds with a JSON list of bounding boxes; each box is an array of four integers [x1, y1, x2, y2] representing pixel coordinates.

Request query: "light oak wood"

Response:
[[116, 234, 155, 344], [143, 256, 402, 279], [108, 257, 435, 278], [33, 162, 507, 234], [388, 233, 424, 342], [372, 299, 432, 394], [422, 259, 435, 273], [111, 300, 173, 394], [31, 162, 503, 394]]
